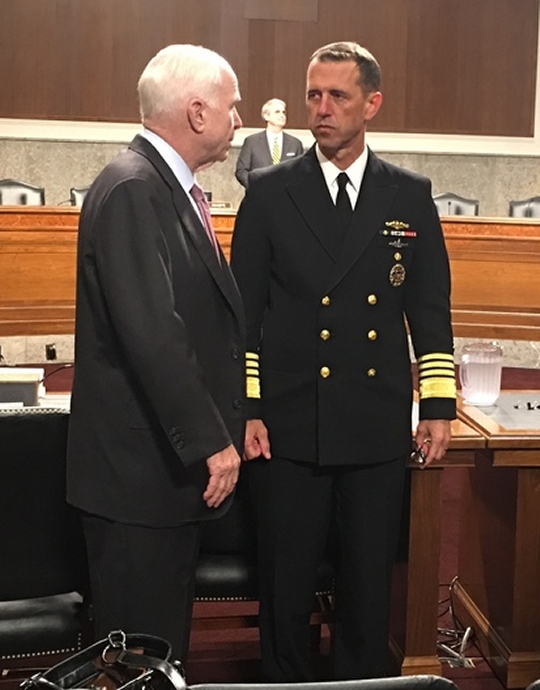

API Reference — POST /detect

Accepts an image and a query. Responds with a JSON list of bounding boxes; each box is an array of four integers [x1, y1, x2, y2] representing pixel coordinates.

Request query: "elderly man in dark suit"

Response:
[[235, 98, 304, 188], [67, 44, 245, 661], [231, 42, 456, 681]]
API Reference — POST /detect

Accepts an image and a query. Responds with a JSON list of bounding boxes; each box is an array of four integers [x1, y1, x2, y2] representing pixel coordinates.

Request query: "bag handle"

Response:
[[22, 631, 185, 690], [117, 647, 186, 690]]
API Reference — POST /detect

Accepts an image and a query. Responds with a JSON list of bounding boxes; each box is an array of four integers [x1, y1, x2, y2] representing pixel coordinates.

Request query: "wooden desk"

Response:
[[454, 393, 540, 688], [443, 216, 540, 341], [0, 206, 79, 335], [0, 207, 235, 336], [2, 208, 540, 340], [389, 417, 486, 676]]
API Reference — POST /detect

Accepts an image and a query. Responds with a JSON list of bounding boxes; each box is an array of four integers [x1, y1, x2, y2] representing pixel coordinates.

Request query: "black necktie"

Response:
[[335, 172, 353, 229]]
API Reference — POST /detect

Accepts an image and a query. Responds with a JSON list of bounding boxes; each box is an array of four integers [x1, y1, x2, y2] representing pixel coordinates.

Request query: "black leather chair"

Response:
[[0, 179, 45, 205], [190, 676, 459, 690], [0, 409, 92, 689], [192, 473, 334, 633], [69, 187, 89, 206], [509, 195, 540, 218], [433, 192, 479, 216]]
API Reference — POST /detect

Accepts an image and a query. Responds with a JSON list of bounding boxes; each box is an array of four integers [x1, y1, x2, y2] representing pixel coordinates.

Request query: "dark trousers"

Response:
[[249, 455, 407, 682], [81, 513, 201, 662]]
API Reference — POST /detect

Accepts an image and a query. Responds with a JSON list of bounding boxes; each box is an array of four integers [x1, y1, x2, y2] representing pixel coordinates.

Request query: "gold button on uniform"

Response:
[[367, 330, 378, 341], [320, 366, 331, 378], [394, 252, 402, 261], [321, 296, 331, 306], [367, 368, 377, 377], [367, 294, 377, 305], [320, 329, 330, 341]]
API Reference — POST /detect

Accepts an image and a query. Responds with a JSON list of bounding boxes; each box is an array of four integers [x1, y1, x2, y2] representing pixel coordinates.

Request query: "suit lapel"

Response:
[[128, 135, 244, 320], [285, 148, 399, 286], [285, 148, 343, 260], [257, 132, 273, 167], [172, 186, 244, 317], [327, 152, 398, 290]]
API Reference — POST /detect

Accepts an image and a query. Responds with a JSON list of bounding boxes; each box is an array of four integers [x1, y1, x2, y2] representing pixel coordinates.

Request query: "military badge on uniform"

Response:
[[382, 220, 417, 238], [389, 263, 406, 287]]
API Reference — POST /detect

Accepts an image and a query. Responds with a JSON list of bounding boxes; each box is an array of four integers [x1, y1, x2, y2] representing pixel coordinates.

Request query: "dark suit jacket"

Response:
[[231, 146, 456, 466], [67, 135, 246, 527], [235, 131, 304, 188]]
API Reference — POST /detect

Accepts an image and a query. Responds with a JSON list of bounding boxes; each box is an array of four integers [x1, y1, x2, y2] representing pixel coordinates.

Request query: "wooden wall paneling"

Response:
[[0, 0, 538, 133], [219, 0, 250, 88], [405, 0, 538, 136], [405, 0, 460, 134], [66, 0, 227, 122], [244, 20, 278, 126], [244, 0, 318, 23], [454, 0, 538, 137]]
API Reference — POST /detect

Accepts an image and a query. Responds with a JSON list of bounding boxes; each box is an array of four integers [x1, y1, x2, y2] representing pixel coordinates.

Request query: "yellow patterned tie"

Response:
[[271, 137, 280, 165]]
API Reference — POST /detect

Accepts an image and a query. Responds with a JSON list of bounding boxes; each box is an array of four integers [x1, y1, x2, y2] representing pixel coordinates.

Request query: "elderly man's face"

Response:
[[204, 71, 242, 164]]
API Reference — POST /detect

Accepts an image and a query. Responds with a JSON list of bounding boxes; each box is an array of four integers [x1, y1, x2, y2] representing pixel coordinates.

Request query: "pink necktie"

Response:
[[190, 183, 221, 258]]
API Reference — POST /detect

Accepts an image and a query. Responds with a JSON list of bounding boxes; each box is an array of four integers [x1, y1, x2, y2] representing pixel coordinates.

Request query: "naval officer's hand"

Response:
[[243, 418, 271, 461], [414, 419, 452, 466]]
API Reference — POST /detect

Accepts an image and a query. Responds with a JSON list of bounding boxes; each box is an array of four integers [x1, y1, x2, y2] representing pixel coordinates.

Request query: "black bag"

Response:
[[20, 631, 186, 690]]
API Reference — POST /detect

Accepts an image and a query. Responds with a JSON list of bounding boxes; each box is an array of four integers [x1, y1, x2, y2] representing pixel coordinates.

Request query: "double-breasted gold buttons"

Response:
[[367, 294, 377, 305], [367, 368, 377, 377], [367, 330, 378, 341], [320, 366, 331, 378], [320, 329, 331, 341], [321, 296, 331, 306]]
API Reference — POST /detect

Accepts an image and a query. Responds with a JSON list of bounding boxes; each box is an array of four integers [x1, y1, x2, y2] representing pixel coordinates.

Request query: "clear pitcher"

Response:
[[459, 341, 503, 406]]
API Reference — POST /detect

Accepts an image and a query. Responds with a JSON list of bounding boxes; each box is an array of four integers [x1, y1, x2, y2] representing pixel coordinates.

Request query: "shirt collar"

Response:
[[266, 129, 283, 146], [315, 145, 369, 195], [140, 128, 195, 194]]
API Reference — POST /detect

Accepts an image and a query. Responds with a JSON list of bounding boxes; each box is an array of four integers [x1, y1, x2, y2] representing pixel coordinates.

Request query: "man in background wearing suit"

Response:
[[231, 42, 456, 681], [67, 44, 245, 661], [235, 98, 304, 188]]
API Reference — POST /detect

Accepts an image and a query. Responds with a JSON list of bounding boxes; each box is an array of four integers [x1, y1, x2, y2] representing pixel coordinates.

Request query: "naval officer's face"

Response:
[[306, 59, 382, 167]]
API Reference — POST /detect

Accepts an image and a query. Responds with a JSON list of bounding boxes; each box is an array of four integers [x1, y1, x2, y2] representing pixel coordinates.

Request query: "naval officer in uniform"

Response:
[[230, 41, 456, 681]]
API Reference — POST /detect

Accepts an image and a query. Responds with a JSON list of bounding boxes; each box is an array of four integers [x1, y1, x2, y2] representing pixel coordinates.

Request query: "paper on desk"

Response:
[[467, 392, 540, 430], [0, 401, 24, 410]]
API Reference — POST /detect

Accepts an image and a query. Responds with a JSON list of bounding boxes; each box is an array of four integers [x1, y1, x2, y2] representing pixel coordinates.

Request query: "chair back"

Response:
[[195, 474, 258, 600], [0, 409, 90, 672], [0, 179, 45, 205], [70, 187, 89, 206], [509, 196, 540, 218], [433, 192, 479, 216]]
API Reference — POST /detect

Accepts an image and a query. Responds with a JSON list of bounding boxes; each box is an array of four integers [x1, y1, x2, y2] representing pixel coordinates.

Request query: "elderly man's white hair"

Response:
[[138, 44, 235, 120]]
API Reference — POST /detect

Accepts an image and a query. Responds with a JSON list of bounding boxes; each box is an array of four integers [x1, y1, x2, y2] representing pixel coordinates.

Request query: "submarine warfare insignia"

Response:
[[389, 263, 406, 287], [386, 220, 409, 230]]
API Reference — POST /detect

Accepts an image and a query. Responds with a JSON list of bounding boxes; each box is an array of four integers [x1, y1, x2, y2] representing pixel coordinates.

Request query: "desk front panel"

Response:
[[2, 208, 540, 340], [454, 391, 540, 688], [390, 417, 485, 676]]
